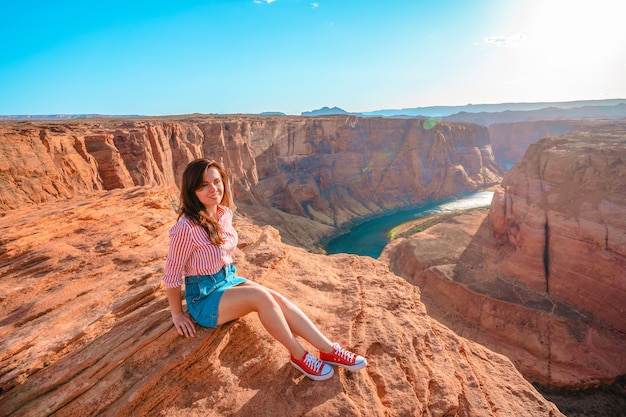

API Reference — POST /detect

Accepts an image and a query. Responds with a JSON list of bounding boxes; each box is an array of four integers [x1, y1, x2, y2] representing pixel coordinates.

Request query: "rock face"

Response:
[[488, 120, 586, 168], [0, 187, 563, 416], [251, 116, 501, 229], [0, 116, 502, 248], [491, 122, 626, 333], [381, 121, 626, 389]]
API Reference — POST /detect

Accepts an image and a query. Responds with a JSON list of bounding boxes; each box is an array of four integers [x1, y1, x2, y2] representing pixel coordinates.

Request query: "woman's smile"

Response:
[[196, 166, 224, 209]]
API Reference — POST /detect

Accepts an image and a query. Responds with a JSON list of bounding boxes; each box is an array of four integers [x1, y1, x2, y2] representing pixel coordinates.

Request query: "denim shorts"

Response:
[[184, 264, 247, 328]]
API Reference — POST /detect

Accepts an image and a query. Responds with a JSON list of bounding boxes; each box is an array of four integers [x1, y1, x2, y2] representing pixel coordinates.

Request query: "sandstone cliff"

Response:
[[491, 122, 626, 334], [0, 187, 563, 416], [381, 121, 626, 391], [488, 120, 587, 168], [0, 116, 502, 248]]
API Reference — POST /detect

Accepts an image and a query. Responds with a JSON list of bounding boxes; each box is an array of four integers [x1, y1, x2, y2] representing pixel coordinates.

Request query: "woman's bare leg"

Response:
[[217, 284, 306, 358], [236, 281, 334, 353]]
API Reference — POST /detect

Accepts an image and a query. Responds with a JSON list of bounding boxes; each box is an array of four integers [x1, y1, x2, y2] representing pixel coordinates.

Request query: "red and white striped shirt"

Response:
[[163, 205, 238, 288]]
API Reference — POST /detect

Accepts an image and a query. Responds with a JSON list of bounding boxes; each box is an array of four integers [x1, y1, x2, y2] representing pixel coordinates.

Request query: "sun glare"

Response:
[[493, 0, 626, 101], [523, 1, 625, 69]]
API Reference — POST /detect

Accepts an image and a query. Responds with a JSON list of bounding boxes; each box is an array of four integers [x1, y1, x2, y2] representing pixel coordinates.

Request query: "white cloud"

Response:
[[484, 34, 524, 47], [501, 77, 528, 85], [311, 2, 319, 8], [253, 0, 277, 4]]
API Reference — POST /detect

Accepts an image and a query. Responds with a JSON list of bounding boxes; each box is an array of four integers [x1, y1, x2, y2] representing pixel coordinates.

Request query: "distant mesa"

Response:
[[2, 99, 625, 121], [301, 106, 353, 116], [300, 99, 626, 125], [443, 102, 626, 126], [361, 98, 626, 118]]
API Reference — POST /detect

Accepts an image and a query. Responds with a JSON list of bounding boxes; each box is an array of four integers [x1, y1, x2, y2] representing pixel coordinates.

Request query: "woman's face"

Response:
[[195, 166, 224, 210]]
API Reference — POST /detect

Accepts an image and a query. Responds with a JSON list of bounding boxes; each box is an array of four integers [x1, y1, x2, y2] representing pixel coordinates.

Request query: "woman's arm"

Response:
[[166, 286, 196, 338]]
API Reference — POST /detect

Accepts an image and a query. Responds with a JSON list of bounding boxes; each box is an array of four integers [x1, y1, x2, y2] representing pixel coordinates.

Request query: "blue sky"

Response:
[[1, 0, 625, 116]]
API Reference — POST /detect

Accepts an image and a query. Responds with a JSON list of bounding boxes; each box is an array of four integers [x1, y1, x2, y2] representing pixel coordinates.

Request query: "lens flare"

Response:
[[424, 118, 441, 130]]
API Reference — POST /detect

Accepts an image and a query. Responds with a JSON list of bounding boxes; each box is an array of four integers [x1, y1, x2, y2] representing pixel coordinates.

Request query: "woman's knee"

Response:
[[260, 286, 287, 303], [270, 290, 296, 311], [238, 283, 289, 313], [250, 286, 280, 311]]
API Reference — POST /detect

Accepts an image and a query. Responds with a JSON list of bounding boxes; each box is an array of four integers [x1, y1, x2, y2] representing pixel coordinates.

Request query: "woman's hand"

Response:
[[166, 286, 196, 338], [172, 312, 197, 338]]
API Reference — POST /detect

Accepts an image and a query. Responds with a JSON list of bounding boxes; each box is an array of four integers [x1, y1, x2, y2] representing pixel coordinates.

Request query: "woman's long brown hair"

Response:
[[178, 158, 235, 245]]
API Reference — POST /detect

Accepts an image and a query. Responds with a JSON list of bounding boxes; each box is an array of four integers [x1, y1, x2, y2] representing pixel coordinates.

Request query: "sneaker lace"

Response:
[[334, 344, 356, 363], [303, 353, 323, 372]]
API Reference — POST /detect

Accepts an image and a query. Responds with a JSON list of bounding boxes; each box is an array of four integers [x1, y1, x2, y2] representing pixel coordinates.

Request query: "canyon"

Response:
[[0, 115, 501, 247], [381, 121, 626, 391], [0, 114, 623, 415]]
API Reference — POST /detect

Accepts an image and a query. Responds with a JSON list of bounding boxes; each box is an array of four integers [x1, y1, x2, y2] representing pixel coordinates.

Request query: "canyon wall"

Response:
[[491, 122, 626, 333], [250, 116, 501, 229], [488, 120, 586, 168], [381, 121, 626, 389], [0, 116, 502, 248]]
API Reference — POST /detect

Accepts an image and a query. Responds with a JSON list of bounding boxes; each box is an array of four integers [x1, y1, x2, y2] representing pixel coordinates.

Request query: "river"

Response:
[[325, 191, 494, 258]]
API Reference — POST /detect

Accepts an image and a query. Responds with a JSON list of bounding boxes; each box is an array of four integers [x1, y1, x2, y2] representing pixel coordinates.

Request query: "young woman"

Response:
[[163, 158, 367, 381]]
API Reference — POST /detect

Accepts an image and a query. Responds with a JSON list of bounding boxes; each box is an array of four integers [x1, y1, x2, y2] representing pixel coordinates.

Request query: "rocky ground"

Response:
[[0, 187, 563, 416]]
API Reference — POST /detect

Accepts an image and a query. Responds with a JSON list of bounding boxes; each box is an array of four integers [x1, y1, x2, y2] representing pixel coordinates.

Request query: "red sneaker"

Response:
[[320, 343, 367, 371], [290, 352, 334, 381]]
